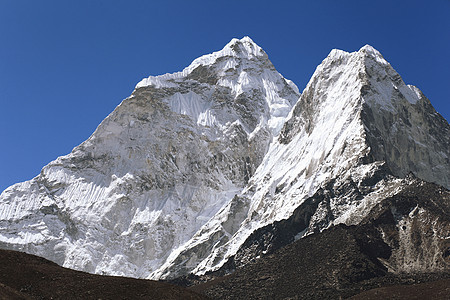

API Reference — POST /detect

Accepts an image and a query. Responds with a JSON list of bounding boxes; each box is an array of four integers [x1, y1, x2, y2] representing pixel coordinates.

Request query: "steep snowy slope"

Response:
[[152, 45, 449, 279], [0, 37, 299, 278]]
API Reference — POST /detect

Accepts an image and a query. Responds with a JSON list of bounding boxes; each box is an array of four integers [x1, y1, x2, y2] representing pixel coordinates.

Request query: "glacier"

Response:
[[0, 37, 448, 280]]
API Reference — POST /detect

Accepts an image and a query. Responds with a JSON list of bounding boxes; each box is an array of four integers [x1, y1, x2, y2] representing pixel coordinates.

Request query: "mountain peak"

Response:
[[323, 44, 388, 67], [223, 36, 264, 57], [136, 36, 269, 89], [186, 36, 266, 71], [358, 44, 389, 66], [359, 44, 379, 53]]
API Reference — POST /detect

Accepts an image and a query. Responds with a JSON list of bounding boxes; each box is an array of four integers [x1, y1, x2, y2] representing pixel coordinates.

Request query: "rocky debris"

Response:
[[181, 180, 449, 299], [348, 278, 450, 300], [0, 283, 32, 300], [360, 178, 450, 273], [191, 224, 448, 299]]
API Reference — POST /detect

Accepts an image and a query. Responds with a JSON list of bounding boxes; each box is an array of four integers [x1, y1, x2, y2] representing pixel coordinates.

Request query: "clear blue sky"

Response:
[[1, 0, 449, 192]]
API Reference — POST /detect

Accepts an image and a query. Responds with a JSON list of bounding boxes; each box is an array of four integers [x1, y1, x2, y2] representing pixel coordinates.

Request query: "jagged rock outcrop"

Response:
[[189, 180, 449, 300]]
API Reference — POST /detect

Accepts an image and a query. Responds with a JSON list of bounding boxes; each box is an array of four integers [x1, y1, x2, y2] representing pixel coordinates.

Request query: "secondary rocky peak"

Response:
[[359, 44, 384, 55], [318, 44, 388, 78], [325, 44, 385, 61], [279, 44, 449, 188]]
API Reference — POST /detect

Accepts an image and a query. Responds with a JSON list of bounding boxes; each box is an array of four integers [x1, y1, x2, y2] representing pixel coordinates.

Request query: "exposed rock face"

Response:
[[190, 180, 449, 300], [216, 177, 449, 275], [363, 179, 450, 273], [0, 38, 448, 282]]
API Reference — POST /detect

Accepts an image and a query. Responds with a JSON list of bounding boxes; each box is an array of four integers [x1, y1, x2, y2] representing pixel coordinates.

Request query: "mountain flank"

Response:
[[178, 179, 450, 299]]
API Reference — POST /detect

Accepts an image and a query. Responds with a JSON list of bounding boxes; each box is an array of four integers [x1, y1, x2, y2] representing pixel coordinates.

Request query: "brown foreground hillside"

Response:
[[349, 279, 450, 300], [0, 249, 207, 300]]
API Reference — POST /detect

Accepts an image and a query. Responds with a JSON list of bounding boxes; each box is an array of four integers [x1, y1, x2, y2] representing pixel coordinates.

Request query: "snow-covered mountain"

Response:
[[151, 44, 449, 279], [0, 37, 299, 278], [0, 37, 448, 280]]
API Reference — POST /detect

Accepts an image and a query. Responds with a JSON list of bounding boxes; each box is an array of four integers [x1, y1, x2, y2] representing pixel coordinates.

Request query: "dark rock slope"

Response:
[[187, 179, 449, 299], [348, 278, 450, 300]]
